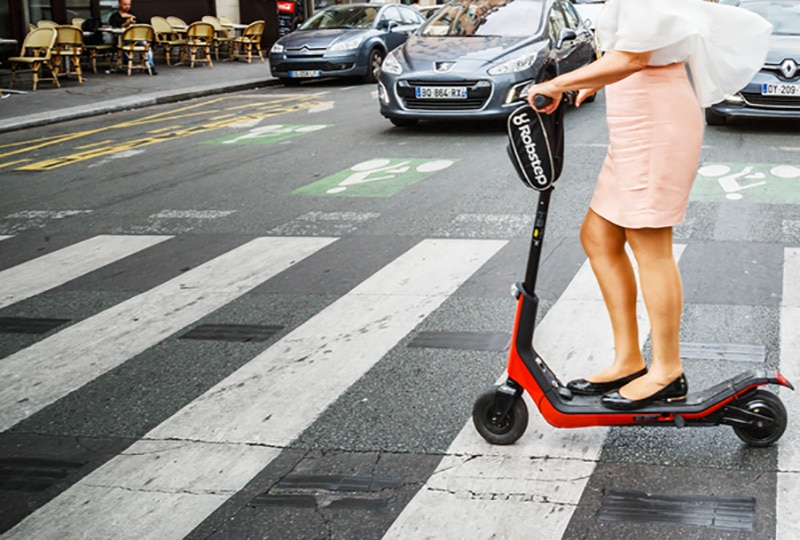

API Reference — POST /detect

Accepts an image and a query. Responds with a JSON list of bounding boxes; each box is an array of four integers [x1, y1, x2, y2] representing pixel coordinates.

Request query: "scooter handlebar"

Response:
[[533, 94, 553, 109]]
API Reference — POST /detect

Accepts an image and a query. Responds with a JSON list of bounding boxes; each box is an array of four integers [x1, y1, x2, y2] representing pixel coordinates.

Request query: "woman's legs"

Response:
[[618, 226, 685, 400], [579, 209, 646, 382]]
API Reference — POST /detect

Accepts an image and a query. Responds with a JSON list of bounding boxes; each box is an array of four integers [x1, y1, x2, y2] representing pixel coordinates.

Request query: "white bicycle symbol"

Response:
[[697, 164, 800, 200]]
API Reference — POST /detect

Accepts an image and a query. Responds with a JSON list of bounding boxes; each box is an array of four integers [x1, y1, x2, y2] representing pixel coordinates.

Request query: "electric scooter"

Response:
[[472, 96, 793, 448]]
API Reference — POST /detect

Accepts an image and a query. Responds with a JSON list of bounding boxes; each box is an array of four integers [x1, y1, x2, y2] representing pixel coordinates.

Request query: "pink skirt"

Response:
[[590, 63, 704, 229]]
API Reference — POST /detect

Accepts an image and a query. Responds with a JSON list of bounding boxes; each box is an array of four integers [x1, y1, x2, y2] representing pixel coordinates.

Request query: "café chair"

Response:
[[52, 25, 84, 84], [231, 20, 265, 64], [151, 16, 186, 66], [36, 20, 58, 28], [8, 27, 59, 91], [115, 23, 155, 76], [219, 15, 234, 25], [71, 17, 85, 27], [201, 15, 233, 60], [185, 21, 215, 68], [166, 16, 188, 36]]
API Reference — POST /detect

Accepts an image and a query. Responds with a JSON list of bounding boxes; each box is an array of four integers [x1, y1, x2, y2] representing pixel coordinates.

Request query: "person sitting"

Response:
[[109, 0, 157, 74]]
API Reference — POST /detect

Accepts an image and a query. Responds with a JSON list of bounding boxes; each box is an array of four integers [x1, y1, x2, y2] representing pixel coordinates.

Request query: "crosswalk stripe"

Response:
[[4, 238, 507, 540], [777, 247, 800, 540], [384, 245, 686, 539], [0, 236, 337, 432], [0, 235, 13, 242], [0, 235, 171, 309]]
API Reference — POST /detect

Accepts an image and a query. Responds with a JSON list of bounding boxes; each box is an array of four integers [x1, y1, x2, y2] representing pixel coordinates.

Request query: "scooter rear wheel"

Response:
[[731, 389, 787, 447], [473, 389, 528, 445]]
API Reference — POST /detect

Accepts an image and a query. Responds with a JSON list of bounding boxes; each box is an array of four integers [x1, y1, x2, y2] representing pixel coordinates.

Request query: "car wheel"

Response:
[[704, 108, 727, 126], [363, 49, 384, 83], [389, 117, 419, 127]]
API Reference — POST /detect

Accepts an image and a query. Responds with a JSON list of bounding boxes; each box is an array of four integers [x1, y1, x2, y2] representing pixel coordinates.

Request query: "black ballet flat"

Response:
[[566, 368, 648, 396], [601, 374, 688, 410]]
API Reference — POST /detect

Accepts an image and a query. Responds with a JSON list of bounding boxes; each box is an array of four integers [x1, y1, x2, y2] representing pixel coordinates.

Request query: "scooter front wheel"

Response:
[[731, 389, 787, 447], [473, 389, 528, 445]]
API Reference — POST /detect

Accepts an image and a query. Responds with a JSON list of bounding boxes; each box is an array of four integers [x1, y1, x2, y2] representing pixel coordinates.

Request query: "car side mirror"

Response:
[[556, 28, 577, 49], [381, 19, 399, 31]]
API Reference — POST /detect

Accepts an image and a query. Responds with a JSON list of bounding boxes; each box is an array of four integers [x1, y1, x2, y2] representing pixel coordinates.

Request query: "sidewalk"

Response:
[[0, 56, 279, 134]]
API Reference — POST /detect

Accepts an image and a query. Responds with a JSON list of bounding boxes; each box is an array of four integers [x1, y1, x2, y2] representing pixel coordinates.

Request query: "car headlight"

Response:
[[270, 42, 284, 53], [382, 51, 402, 75], [488, 54, 537, 75], [329, 37, 363, 52]]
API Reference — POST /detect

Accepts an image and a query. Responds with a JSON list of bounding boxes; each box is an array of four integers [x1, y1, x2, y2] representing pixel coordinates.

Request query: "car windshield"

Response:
[[300, 5, 377, 30], [739, 0, 800, 35], [421, 0, 544, 37]]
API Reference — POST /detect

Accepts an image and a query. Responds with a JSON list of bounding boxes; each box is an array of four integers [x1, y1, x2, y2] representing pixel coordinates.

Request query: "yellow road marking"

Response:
[[3, 96, 325, 171]]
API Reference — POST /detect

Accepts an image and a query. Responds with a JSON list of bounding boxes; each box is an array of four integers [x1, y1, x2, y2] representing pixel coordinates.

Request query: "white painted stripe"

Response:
[[0, 236, 336, 432], [4, 210, 93, 219], [0, 235, 171, 310], [777, 247, 800, 540], [383, 245, 686, 540], [0, 235, 13, 241], [149, 210, 236, 219], [5, 238, 506, 540]]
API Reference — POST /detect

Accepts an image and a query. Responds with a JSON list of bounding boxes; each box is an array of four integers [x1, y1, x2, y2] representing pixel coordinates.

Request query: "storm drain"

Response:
[[0, 317, 70, 334], [408, 331, 511, 352], [597, 489, 756, 531], [179, 324, 283, 342], [250, 474, 403, 510], [680, 342, 765, 363], [0, 457, 86, 492]]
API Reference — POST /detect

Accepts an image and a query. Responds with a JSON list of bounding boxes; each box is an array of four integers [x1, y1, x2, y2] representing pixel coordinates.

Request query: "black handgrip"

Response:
[[533, 94, 553, 109]]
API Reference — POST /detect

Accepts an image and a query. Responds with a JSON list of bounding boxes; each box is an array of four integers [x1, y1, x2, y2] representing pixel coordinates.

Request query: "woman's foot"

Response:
[[567, 367, 648, 396], [601, 373, 688, 410]]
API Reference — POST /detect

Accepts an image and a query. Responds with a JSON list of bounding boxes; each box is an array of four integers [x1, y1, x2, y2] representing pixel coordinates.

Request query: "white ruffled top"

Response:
[[595, 0, 774, 106]]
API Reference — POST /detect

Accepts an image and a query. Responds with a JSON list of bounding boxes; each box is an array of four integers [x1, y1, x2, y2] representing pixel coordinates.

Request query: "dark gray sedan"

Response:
[[377, 0, 595, 126], [269, 3, 425, 85], [705, 0, 800, 125]]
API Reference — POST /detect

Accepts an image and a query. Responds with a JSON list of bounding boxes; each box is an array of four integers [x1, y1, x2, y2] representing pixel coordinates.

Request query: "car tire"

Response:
[[704, 108, 727, 126], [390, 117, 419, 127], [363, 48, 384, 83]]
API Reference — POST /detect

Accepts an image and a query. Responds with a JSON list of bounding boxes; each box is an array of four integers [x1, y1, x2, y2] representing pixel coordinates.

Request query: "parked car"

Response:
[[705, 0, 800, 125], [269, 3, 425, 85], [378, 0, 595, 126], [570, 0, 604, 30]]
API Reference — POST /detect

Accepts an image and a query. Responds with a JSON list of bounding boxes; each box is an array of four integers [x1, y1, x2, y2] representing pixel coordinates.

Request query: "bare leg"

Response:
[[579, 209, 646, 382], [617, 226, 684, 400]]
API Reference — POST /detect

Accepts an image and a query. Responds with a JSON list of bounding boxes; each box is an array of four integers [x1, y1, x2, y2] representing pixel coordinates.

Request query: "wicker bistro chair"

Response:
[[36, 20, 58, 28], [184, 22, 215, 68], [231, 20, 265, 64], [8, 27, 59, 91], [201, 15, 233, 60], [166, 16, 188, 37], [150, 16, 186, 66], [52, 25, 84, 84], [115, 24, 155, 75]]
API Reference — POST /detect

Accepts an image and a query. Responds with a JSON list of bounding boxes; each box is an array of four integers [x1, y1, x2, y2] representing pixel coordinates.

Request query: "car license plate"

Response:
[[290, 70, 321, 78], [761, 83, 800, 96], [415, 86, 468, 99]]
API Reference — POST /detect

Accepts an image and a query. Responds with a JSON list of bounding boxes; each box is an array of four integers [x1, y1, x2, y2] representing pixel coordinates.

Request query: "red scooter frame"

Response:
[[472, 100, 793, 447]]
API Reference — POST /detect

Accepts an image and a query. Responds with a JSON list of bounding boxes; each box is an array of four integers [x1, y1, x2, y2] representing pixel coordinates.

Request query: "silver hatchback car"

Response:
[[377, 0, 595, 126]]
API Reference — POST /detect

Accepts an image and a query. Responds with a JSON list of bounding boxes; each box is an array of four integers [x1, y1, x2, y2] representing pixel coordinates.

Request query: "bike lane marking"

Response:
[[293, 158, 458, 197], [691, 163, 800, 202], [203, 123, 330, 145]]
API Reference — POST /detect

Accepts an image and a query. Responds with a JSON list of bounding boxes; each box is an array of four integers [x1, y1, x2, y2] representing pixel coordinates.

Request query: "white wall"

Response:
[[215, 0, 240, 23]]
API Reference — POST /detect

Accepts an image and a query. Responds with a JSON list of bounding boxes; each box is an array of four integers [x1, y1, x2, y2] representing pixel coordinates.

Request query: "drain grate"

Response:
[[179, 324, 283, 342], [680, 342, 765, 363], [597, 489, 756, 531], [0, 457, 86, 492], [0, 317, 70, 335], [273, 474, 402, 492], [408, 331, 510, 352], [249, 475, 403, 510]]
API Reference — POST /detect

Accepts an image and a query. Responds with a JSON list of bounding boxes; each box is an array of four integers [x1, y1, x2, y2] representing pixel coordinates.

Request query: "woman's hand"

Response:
[[575, 87, 600, 107], [525, 81, 562, 115]]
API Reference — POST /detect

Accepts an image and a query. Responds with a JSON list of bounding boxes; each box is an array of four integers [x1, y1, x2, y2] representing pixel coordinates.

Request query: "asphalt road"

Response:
[[1, 81, 799, 539]]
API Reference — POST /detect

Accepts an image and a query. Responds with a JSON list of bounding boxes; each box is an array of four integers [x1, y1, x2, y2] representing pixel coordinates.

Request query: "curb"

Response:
[[0, 78, 282, 134]]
